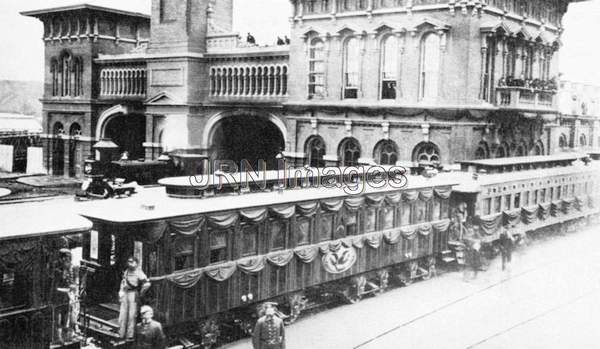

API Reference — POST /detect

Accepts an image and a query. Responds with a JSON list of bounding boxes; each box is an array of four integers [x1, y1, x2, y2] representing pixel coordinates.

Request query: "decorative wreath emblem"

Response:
[[322, 246, 357, 274]]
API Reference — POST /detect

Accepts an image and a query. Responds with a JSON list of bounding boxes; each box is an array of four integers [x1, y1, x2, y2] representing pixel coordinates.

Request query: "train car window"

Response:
[[557, 186, 562, 199], [365, 208, 377, 233], [296, 218, 311, 246], [400, 202, 412, 226], [172, 234, 195, 271], [482, 198, 491, 216], [493, 197, 502, 213], [540, 189, 546, 203], [0, 271, 27, 311], [318, 214, 334, 242], [504, 195, 511, 211], [514, 193, 521, 209], [382, 205, 395, 229], [549, 187, 554, 201], [241, 225, 259, 257], [269, 220, 287, 251], [414, 200, 428, 224], [523, 191, 530, 207], [270, 267, 287, 296], [209, 231, 228, 264], [532, 190, 538, 205], [343, 211, 359, 236], [440, 200, 449, 219], [432, 199, 441, 221], [570, 184, 575, 197]]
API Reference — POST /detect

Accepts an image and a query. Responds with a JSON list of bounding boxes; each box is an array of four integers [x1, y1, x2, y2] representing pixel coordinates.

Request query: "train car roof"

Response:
[[454, 162, 599, 193], [0, 201, 93, 241], [458, 153, 585, 167], [79, 172, 463, 225]]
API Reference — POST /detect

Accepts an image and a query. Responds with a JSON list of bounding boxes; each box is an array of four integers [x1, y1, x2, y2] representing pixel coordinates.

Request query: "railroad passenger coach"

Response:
[[78, 172, 459, 346], [455, 155, 600, 244]]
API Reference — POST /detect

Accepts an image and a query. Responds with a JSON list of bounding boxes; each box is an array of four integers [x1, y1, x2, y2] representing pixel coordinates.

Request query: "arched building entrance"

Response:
[[207, 113, 286, 170], [103, 114, 146, 160], [51, 122, 65, 176]]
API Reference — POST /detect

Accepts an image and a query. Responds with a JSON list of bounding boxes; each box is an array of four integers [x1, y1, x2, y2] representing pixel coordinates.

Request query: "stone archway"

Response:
[[97, 105, 146, 160], [205, 111, 286, 170]]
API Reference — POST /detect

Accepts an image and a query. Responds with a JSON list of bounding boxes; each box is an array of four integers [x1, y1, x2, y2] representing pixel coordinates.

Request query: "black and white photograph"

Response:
[[1, 0, 600, 348]]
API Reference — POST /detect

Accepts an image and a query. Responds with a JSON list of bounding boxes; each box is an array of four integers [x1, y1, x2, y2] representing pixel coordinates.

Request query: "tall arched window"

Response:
[[308, 38, 325, 99], [532, 141, 544, 156], [380, 35, 398, 100], [374, 140, 398, 165], [558, 133, 568, 150], [419, 33, 441, 101], [60, 52, 72, 97], [475, 141, 489, 160], [305, 136, 326, 168], [50, 59, 59, 96], [413, 142, 441, 165], [72, 57, 83, 97], [580, 134, 587, 148], [339, 138, 361, 166], [343, 37, 360, 99]]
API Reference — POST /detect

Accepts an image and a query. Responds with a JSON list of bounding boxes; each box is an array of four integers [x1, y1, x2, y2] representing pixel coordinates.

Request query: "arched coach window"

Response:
[[374, 140, 398, 165], [514, 143, 526, 157], [308, 38, 325, 99], [413, 142, 441, 165], [380, 35, 398, 100], [558, 133, 568, 150], [305, 136, 326, 167], [343, 37, 360, 99], [339, 138, 361, 166], [419, 33, 441, 101], [580, 134, 587, 148]]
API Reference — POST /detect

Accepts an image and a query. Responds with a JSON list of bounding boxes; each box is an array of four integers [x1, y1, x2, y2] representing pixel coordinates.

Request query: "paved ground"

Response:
[[223, 225, 600, 349]]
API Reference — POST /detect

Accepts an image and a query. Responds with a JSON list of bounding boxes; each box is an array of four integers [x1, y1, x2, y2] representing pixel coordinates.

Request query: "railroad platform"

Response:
[[222, 224, 600, 349]]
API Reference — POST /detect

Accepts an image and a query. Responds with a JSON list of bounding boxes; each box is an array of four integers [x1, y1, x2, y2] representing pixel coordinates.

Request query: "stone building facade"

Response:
[[22, 0, 588, 177]]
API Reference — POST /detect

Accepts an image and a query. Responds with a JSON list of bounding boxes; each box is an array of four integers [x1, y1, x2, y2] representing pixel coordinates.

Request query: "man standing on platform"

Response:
[[252, 305, 286, 349], [118, 257, 151, 341], [134, 306, 166, 349], [51, 248, 79, 344]]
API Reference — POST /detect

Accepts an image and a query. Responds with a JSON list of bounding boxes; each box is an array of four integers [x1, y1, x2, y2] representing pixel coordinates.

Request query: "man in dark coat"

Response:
[[135, 306, 166, 349], [498, 228, 515, 272], [252, 305, 285, 349]]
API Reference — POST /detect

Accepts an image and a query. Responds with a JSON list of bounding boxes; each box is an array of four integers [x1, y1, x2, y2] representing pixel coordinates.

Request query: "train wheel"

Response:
[[286, 293, 308, 324], [342, 276, 366, 304], [376, 270, 390, 294], [422, 257, 436, 280]]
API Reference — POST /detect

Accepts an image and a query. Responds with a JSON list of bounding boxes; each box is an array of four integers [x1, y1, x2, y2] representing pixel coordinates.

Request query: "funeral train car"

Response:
[[73, 155, 600, 348], [0, 205, 92, 348], [77, 168, 457, 347]]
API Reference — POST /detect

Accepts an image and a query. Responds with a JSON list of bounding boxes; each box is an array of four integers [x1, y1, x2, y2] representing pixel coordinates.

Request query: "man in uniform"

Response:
[[51, 249, 79, 344], [118, 257, 151, 341], [252, 305, 285, 349], [499, 227, 515, 272], [134, 306, 166, 349]]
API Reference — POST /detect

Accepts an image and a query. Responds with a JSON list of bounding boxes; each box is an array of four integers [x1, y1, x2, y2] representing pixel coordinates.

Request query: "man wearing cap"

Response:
[[135, 306, 166, 349], [252, 305, 286, 349], [51, 249, 79, 343], [118, 257, 151, 341]]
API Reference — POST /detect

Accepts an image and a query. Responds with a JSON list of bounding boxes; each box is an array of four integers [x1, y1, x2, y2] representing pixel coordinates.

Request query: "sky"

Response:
[[1, 0, 599, 85]]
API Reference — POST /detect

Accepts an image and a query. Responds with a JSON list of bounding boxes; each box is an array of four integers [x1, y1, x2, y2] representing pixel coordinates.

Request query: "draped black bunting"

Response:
[[294, 246, 319, 263], [503, 209, 521, 227], [321, 199, 344, 212], [364, 232, 383, 249], [432, 219, 451, 232], [419, 189, 434, 202], [345, 196, 366, 211], [237, 256, 265, 274], [418, 224, 432, 237], [297, 201, 319, 216], [434, 187, 452, 200], [168, 215, 205, 236], [270, 204, 296, 219], [165, 269, 203, 289], [240, 207, 268, 223], [383, 230, 402, 245], [551, 201, 562, 217], [365, 194, 386, 206], [138, 221, 168, 244], [207, 212, 238, 229], [402, 191, 419, 203], [384, 192, 402, 205], [562, 198, 574, 215], [538, 203, 551, 220], [574, 197, 583, 212], [400, 226, 418, 240], [477, 213, 503, 236], [521, 206, 538, 225]]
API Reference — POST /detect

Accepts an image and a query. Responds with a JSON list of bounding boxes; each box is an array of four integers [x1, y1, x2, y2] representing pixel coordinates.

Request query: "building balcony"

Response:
[[98, 65, 147, 100], [208, 63, 288, 104], [495, 87, 557, 111]]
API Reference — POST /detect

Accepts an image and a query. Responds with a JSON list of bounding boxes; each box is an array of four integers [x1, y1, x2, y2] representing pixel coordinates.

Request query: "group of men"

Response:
[[463, 227, 517, 280], [52, 254, 165, 348]]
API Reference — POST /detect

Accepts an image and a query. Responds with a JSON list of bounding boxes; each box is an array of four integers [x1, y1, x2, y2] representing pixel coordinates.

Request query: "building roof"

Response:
[[459, 153, 585, 168], [0, 202, 92, 241], [21, 3, 150, 20], [0, 113, 42, 135]]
